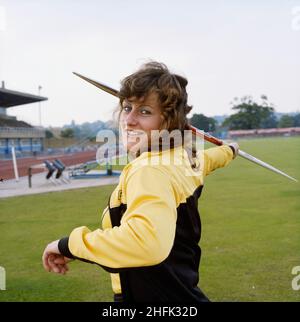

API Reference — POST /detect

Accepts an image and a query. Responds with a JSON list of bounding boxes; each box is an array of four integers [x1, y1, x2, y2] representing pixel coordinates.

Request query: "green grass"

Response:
[[201, 136, 300, 301], [0, 187, 115, 302], [0, 137, 299, 301]]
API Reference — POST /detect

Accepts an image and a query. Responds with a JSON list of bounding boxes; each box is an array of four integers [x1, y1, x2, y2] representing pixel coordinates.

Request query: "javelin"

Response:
[[73, 72, 298, 182]]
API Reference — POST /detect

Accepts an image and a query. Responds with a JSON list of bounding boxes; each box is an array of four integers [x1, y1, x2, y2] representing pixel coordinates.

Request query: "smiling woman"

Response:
[[117, 62, 196, 160], [42, 61, 239, 303], [119, 93, 163, 152]]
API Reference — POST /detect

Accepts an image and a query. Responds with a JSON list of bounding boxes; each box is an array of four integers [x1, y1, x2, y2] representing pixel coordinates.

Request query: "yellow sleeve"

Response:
[[201, 145, 234, 177], [68, 166, 177, 270]]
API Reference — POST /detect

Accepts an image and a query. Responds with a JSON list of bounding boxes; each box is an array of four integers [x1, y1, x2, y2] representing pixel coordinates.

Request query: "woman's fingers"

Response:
[[53, 256, 71, 273], [228, 142, 239, 158], [53, 256, 66, 265], [42, 250, 52, 272], [42, 240, 61, 272], [59, 264, 68, 275], [47, 254, 59, 273], [42, 241, 72, 274], [45, 254, 68, 274]]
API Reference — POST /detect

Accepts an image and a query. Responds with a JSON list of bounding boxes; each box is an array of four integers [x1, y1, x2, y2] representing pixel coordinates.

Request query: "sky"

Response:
[[0, 0, 299, 127]]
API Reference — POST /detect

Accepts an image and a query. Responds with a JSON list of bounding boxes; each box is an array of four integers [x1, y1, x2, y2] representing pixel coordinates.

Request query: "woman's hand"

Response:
[[228, 142, 239, 159], [42, 240, 73, 274]]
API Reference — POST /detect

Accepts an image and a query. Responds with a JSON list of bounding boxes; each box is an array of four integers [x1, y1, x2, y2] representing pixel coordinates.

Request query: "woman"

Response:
[[42, 62, 239, 302]]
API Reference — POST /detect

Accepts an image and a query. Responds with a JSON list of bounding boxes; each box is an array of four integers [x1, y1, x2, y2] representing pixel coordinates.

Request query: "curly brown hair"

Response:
[[117, 62, 200, 168], [118, 61, 192, 131]]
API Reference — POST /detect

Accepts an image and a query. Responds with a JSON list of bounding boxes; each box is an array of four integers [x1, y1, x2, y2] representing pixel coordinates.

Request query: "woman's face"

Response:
[[120, 92, 164, 152]]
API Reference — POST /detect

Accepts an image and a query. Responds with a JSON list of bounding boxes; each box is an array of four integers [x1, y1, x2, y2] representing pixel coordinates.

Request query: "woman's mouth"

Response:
[[126, 130, 146, 137]]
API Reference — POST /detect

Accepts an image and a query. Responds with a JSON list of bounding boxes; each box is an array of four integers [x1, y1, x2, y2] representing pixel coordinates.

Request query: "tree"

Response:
[[61, 128, 74, 138], [189, 113, 216, 132], [223, 95, 276, 130], [278, 115, 294, 128], [260, 113, 278, 129], [45, 129, 54, 139], [293, 113, 300, 127]]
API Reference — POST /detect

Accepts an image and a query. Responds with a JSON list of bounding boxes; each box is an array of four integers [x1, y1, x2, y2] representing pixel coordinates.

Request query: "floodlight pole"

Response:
[[38, 85, 42, 126]]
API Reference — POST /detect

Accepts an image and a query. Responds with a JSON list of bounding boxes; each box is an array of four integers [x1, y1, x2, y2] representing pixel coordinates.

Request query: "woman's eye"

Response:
[[123, 105, 131, 113], [122, 105, 151, 115], [140, 108, 151, 115]]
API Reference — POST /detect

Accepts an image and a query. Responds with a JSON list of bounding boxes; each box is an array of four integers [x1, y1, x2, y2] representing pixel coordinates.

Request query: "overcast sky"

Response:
[[0, 0, 299, 127]]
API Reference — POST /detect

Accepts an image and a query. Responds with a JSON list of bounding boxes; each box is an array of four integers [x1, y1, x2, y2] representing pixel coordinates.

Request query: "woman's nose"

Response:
[[125, 111, 138, 126]]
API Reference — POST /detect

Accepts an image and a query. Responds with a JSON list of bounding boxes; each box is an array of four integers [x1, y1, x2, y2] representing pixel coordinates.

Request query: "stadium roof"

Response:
[[0, 85, 48, 108]]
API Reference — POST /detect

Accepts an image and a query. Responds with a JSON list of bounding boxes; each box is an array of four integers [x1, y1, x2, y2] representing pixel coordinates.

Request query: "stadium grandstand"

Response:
[[0, 81, 47, 158]]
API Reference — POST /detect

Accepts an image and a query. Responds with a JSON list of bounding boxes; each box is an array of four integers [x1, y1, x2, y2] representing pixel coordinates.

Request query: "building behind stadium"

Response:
[[0, 81, 47, 158]]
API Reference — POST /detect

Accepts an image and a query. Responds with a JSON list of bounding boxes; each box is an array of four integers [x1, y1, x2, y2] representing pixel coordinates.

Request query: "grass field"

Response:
[[0, 137, 299, 302]]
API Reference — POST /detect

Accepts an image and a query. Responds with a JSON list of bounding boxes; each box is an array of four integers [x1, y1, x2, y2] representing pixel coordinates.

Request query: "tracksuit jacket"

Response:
[[58, 145, 234, 302]]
